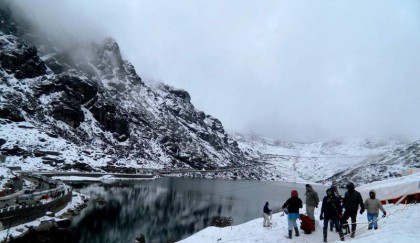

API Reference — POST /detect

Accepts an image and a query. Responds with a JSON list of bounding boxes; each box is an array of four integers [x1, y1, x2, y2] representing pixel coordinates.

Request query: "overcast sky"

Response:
[[9, 0, 420, 142]]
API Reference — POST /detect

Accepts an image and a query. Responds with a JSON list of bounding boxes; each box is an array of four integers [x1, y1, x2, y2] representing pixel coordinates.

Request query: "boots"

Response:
[[294, 227, 300, 236], [323, 229, 327, 242], [350, 224, 356, 238], [288, 230, 293, 239], [312, 220, 316, 231], [339, 233, 345, 241]]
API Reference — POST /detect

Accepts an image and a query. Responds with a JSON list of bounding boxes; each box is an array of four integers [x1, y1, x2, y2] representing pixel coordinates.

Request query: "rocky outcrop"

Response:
[[0, 34, 47, 79], [0, 105, 26, 122], [0, 5, 253, 174]]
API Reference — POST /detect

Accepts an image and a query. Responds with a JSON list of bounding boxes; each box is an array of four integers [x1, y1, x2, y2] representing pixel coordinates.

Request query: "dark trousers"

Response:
[[343, 210, 357, 233], [323, 217, 343, 241]]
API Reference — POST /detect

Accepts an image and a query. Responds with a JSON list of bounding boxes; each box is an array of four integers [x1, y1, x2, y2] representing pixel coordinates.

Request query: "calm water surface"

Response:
[[67, 178, 327, 243]]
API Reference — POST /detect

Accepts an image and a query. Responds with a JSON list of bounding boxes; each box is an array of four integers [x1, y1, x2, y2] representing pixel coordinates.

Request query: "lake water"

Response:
[[67, 178, 328, 243]]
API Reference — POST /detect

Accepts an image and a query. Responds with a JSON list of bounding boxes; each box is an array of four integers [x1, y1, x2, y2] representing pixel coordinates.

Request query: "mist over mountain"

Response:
[[4, 0, 420, 143], [0, 3, 256, 177], [1, 1, 419, 184]]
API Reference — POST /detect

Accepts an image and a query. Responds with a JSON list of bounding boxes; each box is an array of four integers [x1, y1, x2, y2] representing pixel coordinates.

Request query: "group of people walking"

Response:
[[263, 182, 387, 242]]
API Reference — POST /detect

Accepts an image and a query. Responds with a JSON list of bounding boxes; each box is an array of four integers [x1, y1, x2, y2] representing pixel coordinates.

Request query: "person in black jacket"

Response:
[[320, 188, 344, 242], [282, 190, 303, 239], [263, 201, 272, 227], [342, 182, 364, 238], [329, 185, 342, 231]]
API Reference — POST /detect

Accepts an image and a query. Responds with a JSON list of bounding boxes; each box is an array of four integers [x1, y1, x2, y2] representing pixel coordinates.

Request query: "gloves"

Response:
[[320, 214, 324, 220], [359, 208, 365, 214], [382, 211, 387, 217]]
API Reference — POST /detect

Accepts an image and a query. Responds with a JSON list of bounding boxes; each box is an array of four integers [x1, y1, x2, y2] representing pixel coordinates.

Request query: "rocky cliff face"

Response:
[[0, 5, 253, 174]]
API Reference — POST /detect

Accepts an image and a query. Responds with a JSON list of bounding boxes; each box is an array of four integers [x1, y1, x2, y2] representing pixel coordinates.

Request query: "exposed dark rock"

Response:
[[0, 139, 6, 147], [0, 105, 25, 121], [53, 73, 98, 104], [211, 216, 233, 227], [169, 89, 191, 102], [89, 101, 129, 140], [0, 35, 47, 79], [17, 125, 35, 129], [50, 97, 85, 128], [61, 162, 96, 172], [123, 61, 142, 85], [45, 132, 58, 138], [0, 5, 253, 175], [101, 165, 136, 174], [1, 145, 29, 156]]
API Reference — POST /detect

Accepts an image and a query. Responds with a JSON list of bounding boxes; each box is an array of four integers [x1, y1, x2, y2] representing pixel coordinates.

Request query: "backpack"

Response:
[[299, 214, 315, 234]]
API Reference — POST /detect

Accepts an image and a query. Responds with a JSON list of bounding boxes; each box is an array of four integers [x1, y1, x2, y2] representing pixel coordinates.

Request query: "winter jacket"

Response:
[[263, 204, 272, 214], [282, 197, 303, 214], [364, 198, 385, 214], [343, 190, 364, 212], [305, 187, 320, 207], [321, 194, 342, 219]]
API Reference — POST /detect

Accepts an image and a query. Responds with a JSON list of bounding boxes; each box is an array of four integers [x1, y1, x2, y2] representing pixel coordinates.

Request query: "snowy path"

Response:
[[179, 203, 420, 243]]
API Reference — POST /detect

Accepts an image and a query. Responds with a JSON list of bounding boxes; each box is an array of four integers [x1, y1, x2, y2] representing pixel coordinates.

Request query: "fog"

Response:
[[7, 0, 420, 142]]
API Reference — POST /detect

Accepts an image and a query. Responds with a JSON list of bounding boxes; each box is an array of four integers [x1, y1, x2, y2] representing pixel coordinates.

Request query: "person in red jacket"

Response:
[[282, 190, 303, 239]]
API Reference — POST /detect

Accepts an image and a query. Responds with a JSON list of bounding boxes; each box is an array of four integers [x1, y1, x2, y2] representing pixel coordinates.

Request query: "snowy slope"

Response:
[[0, 4, 252, 175], [180, 172, 420, 243], [180, 203, 420, 243], [232, 133, 413, 184], [1, 3, 419, 185]]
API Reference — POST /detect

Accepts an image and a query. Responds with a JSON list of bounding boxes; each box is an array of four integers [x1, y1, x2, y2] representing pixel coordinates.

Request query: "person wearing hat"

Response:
[[364, 190, 386, 230], [343, 182, 365, 238], [305, 184, 319, 227], [320, 188, 345, 242], [282, 190, 303, 239]]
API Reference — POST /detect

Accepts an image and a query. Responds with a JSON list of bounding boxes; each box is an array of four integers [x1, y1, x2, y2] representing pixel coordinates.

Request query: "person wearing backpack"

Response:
[[282, 190, 303, 239], [320, 188, 345, 242]]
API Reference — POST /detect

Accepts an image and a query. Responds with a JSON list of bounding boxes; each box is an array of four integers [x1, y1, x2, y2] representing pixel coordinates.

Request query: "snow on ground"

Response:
[[179, 173, 420, 243], [0, 120, 166, 171], [180, 203, 419, 243], [0, 167, 15, 190]]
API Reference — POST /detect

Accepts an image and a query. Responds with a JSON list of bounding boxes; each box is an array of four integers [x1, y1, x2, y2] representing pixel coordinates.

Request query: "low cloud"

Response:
[[8, 0, 420, 142]]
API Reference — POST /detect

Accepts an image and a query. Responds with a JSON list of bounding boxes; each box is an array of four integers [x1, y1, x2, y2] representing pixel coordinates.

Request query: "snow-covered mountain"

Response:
[[322, 141, 420, 186], [1, 3, 419, 185], [0, 4, 253, 175], [232, 132, 418, 186]]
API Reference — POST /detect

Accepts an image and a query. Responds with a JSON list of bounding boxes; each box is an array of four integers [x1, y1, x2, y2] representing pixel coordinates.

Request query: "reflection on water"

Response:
[[67, 178, 326, 243]]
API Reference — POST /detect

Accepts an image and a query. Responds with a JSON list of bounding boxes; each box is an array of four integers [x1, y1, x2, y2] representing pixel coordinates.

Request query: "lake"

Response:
[[66, 178, 328, 243]]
